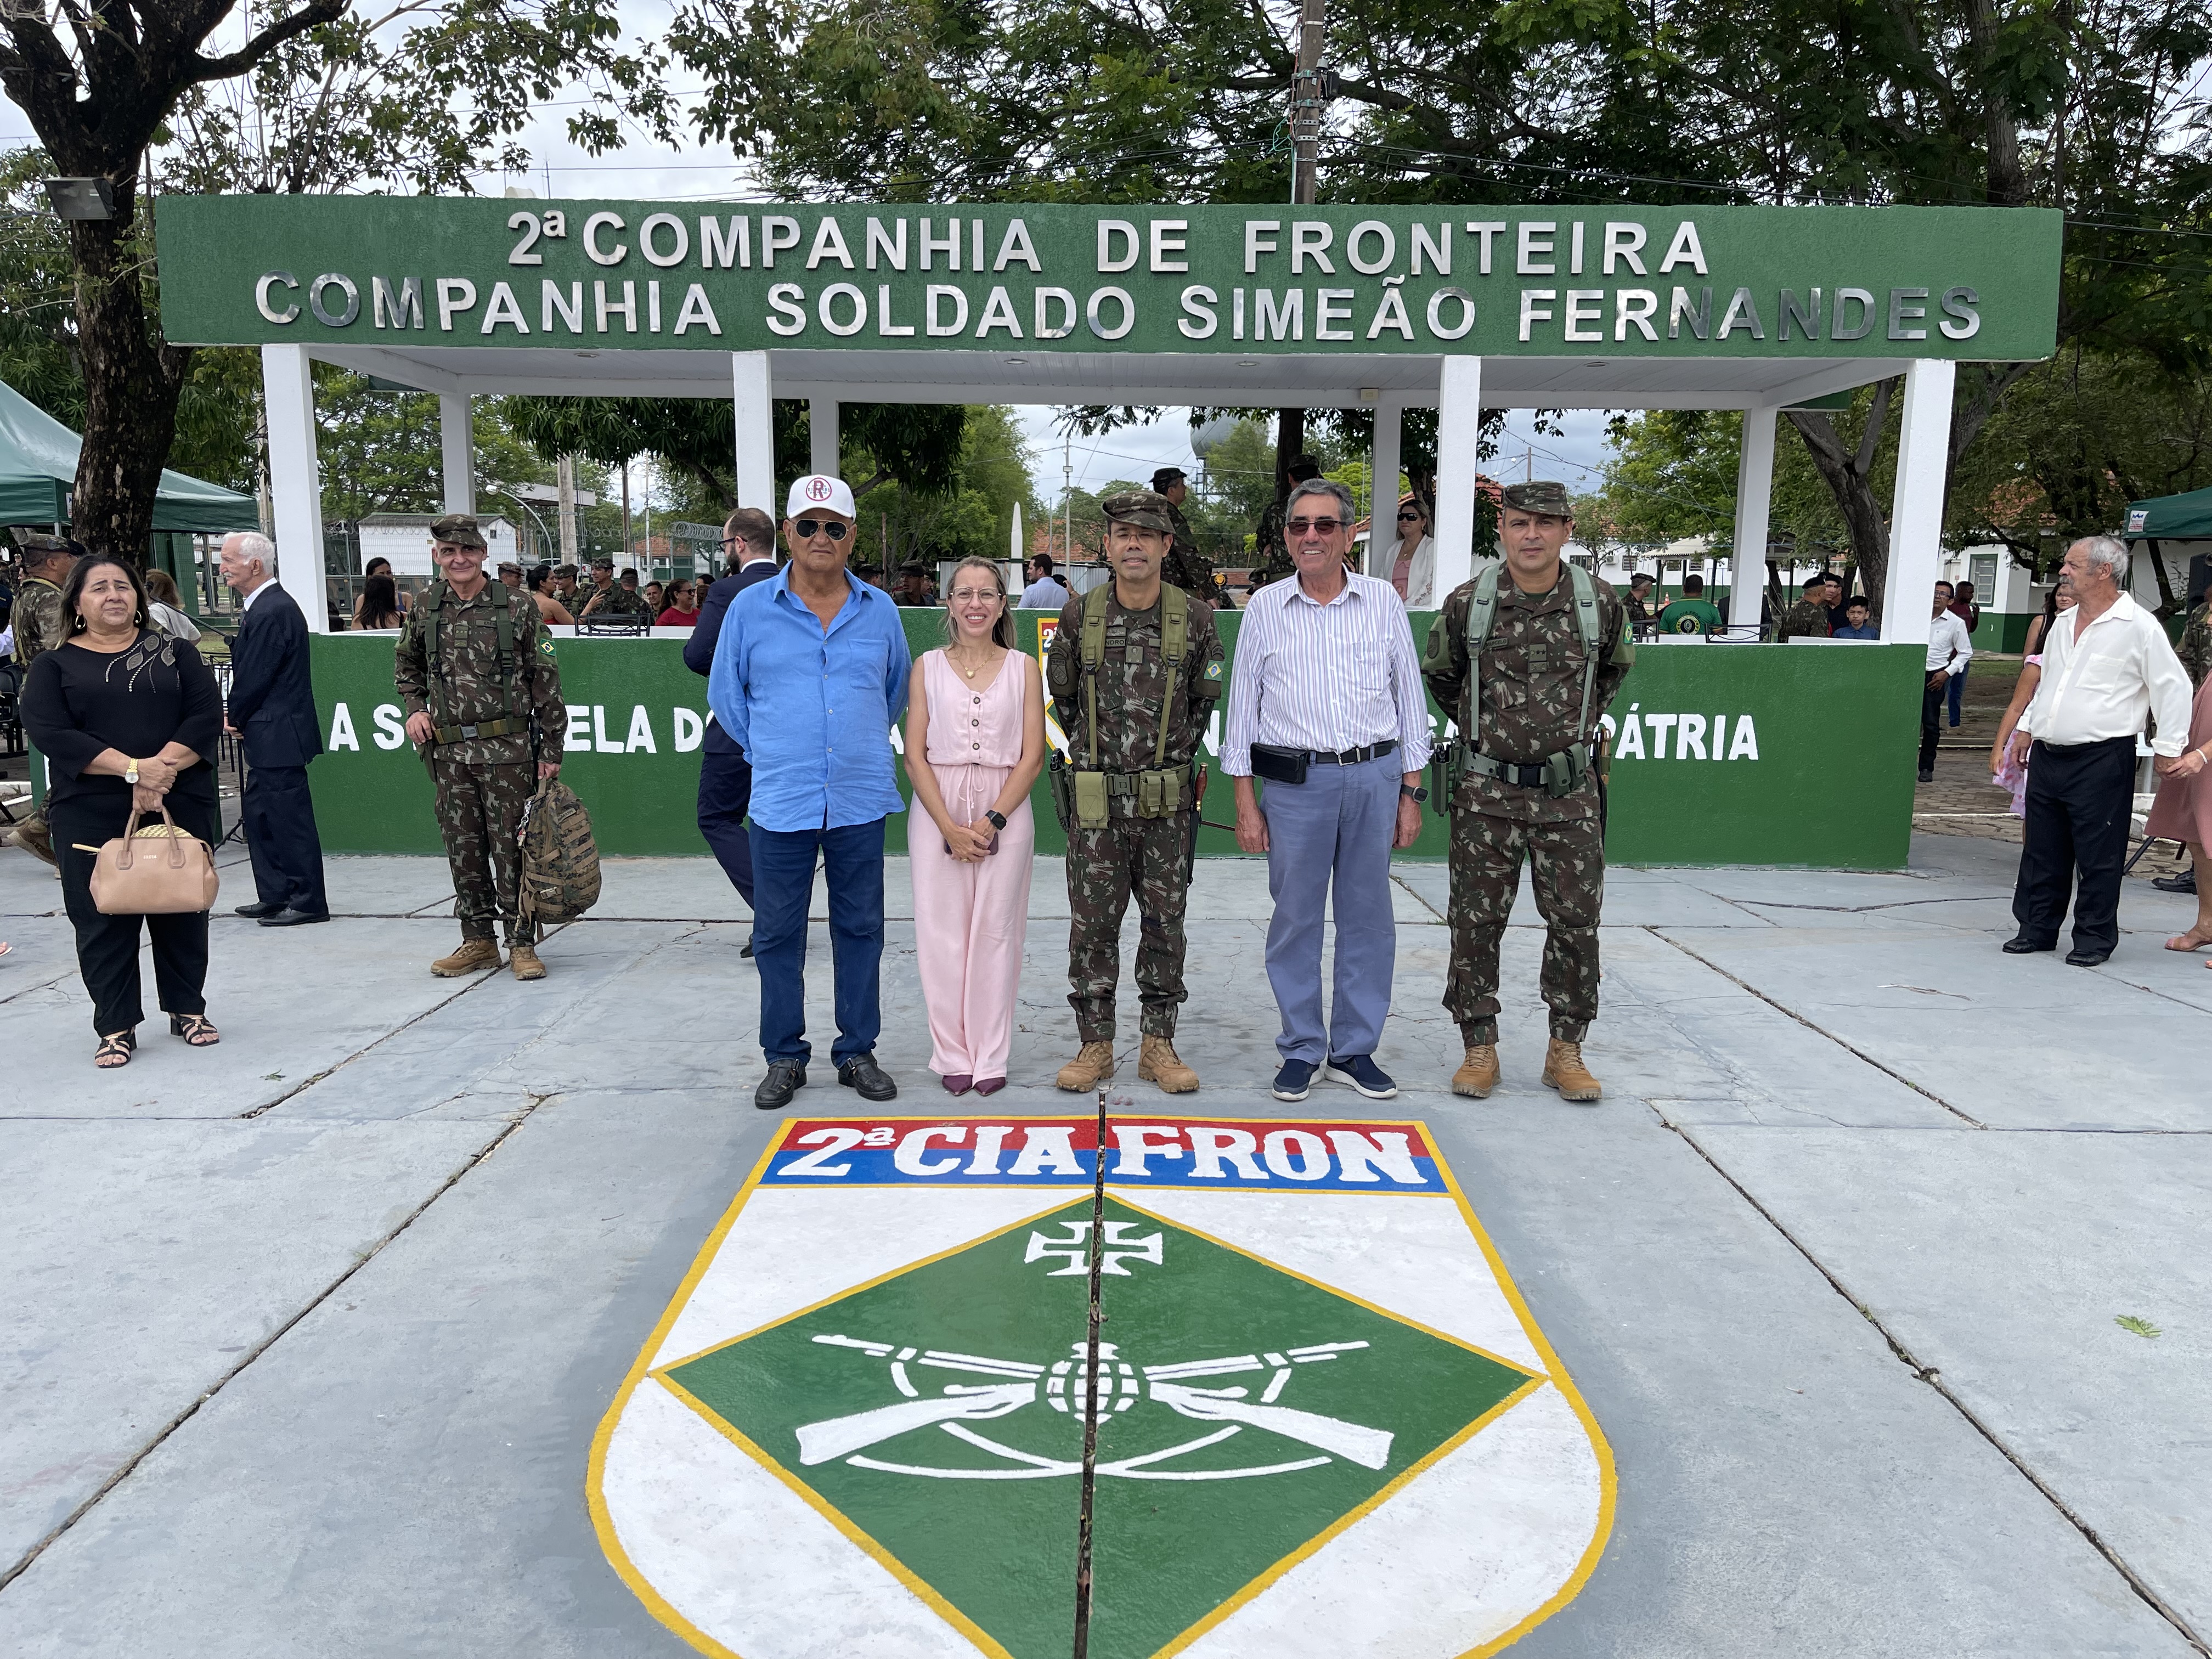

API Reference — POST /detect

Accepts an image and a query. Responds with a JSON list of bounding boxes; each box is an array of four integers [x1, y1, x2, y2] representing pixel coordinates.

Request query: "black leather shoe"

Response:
[[259, 908, 330, 927], [234, 900, 284, 918], [755, 1060, 807, 1110], [1917, 768, 1935, 783], [838, 1054, 899, 1101], [2066, 948, 2111, 967], [2152, 869, 2198, 894], [2001, 935, 2055, 955], [741, 932, 755, 959]]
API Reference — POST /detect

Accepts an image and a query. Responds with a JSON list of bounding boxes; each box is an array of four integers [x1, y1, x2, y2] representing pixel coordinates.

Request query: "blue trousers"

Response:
[[697, 749, 755, 909], [750, 817, 885, 1065], [1946, 662, 1968, 726], [1260, 753, 1402, 1064]]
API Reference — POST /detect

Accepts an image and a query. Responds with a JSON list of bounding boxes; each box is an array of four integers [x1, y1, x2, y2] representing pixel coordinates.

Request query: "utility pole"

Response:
[[556, 454, 579, 567], [1274, 0, 1329, 521], [620, 461, 632, 567]]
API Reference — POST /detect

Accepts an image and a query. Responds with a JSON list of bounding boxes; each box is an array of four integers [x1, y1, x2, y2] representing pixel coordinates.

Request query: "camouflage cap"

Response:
[[1100, 489, 1175, 535], [590, 554, 614, 569], [428, 513, 487, 549], [15, 531, 74, 557], [1499, 480, 1574, 517]]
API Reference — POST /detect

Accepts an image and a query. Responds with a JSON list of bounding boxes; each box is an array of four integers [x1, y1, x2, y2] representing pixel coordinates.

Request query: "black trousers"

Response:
[[51, 793, 216, 1036], [697, 748, 755, 910], [1920, 680, 1945, 772], [242, 761, 328, 916], [2012, 736, 2136, 955]]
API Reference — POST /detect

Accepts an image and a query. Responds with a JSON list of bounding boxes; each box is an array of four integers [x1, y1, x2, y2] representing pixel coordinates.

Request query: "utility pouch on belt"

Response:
[[1249, 744, 1310, 786], [1541, 745, 1590, 800], [1136, 767, 1186, 819], [1073, 769, 1110, 830]]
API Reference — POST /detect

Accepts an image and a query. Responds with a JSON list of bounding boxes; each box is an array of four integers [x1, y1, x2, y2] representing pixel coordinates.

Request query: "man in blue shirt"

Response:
[[710, 476, 912, 1109]]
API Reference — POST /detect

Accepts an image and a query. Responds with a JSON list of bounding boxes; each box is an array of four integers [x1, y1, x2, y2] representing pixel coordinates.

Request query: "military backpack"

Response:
[[516, 777, 601, 924]]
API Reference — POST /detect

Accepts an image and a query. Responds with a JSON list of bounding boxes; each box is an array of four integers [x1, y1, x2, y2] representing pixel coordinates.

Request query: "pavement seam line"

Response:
[[1390, 873, 1445, 921], [235, 968, 509, 1120], [0, 1092, 557, 1599], [1649, 928, 1989, 1128], [1657, 1114, 2212, 1659]]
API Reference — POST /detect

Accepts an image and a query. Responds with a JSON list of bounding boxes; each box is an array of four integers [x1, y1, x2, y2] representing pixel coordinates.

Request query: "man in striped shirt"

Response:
[[1224, 477, 1434, 1104]]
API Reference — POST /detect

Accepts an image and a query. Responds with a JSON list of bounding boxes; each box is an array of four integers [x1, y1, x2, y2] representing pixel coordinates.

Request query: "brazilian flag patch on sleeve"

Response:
[[538, 633, 559, 661], [1203, 657, 1224, 682]]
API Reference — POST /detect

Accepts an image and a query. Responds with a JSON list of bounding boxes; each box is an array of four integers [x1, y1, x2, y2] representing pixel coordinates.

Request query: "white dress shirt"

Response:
[[2018, 590, 2193, 754], [1221, 570, 1432, 775], [1925, 611, 1972, 675], [1019, 575, 1069, 609]]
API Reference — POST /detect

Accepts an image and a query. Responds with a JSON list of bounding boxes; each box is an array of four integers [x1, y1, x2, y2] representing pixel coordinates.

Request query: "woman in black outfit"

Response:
[[20, 557, 224, 1067]]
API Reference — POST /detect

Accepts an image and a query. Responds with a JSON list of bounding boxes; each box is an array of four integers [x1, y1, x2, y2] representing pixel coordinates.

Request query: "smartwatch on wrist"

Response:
[[1401, 783, 1427, 803], [984, 809, 1008, 831]]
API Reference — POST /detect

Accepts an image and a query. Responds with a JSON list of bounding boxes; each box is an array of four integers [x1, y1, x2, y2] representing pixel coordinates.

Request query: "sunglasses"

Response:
[[1396, 511, 1423, 522], [793, 518, 850, 541], [1287, 517, 1346, 535]]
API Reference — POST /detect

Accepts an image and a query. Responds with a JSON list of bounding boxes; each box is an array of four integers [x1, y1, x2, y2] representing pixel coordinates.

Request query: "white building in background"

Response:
[[356, 513, 522, 576]]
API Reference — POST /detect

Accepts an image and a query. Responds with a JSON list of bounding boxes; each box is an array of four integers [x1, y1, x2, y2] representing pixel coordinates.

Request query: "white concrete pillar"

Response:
[[1368, 399, 1403, 578], [1882, 359, 1956, 647], [810, 397, 840, 480], [732, 352, 776, 515], [437, 393, 475, 515], [1431, 357, 1484, 596], [260, 343, 326, 633], [1731, 405, 1777, 631]]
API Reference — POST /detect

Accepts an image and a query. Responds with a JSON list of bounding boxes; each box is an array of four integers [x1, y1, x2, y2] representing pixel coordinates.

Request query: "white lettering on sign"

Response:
[[1009, 1127, 1084, 1177], [1111, 1125, 1187, 1177], [328, 703, 359, 751], [372, 703, 407, 751], [894, 1126, 968, 1175], [673, 708, 704, 752], [1609, 707, 1761, 763], [624, 704, 657, 754]]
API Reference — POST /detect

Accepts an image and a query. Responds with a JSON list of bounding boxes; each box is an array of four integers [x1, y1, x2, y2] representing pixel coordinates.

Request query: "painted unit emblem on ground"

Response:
[[591, 1116, 1615, 1659]]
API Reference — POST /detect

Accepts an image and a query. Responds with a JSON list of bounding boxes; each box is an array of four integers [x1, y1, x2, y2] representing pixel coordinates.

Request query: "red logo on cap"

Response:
[[806, 477, 832, 501]]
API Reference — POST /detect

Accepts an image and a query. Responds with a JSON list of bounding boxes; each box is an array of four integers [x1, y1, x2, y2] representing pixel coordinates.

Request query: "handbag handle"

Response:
[[115, 804, 187, 872]]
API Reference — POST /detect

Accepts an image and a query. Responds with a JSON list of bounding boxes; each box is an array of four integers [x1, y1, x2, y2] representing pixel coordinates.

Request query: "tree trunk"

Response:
[[1787, 378, 1898, 624], [1274, 408, 1305, 501], [69, 184, 190, 567]]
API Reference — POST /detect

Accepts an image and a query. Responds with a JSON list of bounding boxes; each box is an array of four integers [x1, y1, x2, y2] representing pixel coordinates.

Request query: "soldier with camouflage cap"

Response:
[[577, 555, 654, 622], [1150, 466, 1218, 607], [1248, 455, 1324, 593], [7, 533, 81, 867], [395, 514, 567, 980], [1421, 480, 1633, 1103], [1046, 488, 1226, 1094], [1777, 575, 1833, 642]]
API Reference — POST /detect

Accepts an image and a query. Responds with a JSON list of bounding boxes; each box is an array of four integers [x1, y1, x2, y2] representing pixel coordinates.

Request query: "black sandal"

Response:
[[170, 1013, 221, 1047], [95, 1030, 136, 1069]]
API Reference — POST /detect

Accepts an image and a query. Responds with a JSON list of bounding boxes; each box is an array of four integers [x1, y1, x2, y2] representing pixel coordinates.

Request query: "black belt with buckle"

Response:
[[1305, 739, 1398, 765]]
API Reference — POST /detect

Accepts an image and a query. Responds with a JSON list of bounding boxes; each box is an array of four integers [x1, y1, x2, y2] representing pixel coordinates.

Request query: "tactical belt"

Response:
[[1453, 739, 1592, 798], [431, 716, 531, 744]]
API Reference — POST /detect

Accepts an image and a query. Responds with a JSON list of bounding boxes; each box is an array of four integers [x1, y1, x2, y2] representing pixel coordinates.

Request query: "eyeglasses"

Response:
[[949, 586, 1001, 604], [793, 519, 850, 541], [1286, 517, 1346, 535]]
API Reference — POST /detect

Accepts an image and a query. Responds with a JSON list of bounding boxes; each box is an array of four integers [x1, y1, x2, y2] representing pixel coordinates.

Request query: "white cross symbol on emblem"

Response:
[[1023, 1219, 1164, 1277]]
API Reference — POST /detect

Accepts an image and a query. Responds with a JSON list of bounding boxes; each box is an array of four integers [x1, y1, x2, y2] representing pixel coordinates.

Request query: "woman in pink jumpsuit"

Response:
[[905, 558, 1047, 1093]]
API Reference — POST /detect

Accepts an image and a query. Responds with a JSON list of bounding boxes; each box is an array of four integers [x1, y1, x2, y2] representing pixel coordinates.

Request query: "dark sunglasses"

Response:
[[1287, 517, 1346, 535], [1396, 510, 1423, 522], [793, 518, 850, 541]]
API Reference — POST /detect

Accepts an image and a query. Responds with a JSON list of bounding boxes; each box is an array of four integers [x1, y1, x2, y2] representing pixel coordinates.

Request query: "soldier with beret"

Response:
[[394, 514, 567, 981], [1421, 480, 1633, 1103], [7, 533, 81, 866], [1045, 489, 1226, 1094], [1150, 466, 1218, 606], [1248, 454, 1324, 593]]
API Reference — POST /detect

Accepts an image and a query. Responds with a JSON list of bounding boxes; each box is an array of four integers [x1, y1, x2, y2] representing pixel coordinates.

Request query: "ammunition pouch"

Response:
[[1054, 758, 1195, 831], [1073, 769, 1110, 830]]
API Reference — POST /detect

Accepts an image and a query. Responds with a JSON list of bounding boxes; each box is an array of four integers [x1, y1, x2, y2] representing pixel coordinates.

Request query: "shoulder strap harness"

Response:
[[422, 579, 526, 743], [1459, 561, 1602, 794], [1080, 580, 1189, 770]]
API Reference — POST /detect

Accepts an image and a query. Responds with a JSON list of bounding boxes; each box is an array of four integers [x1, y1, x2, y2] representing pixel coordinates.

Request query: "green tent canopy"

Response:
[[0, 378, 257, 535], [2123, 483, 2212, 541]]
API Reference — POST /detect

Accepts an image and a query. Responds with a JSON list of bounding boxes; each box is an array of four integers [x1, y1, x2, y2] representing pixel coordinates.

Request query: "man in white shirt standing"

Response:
[[2006, 534, 2194, 966], [1224, 478, 1432, 1103], [1018, 555, 1069, 610], [1921, 581, 1974, 782]]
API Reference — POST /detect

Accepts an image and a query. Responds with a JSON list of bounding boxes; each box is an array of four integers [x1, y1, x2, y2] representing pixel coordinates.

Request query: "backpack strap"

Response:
[[1567, 562, 1601, 741], [1153, 583, 1188, 769], [422, 582, 449, 727], [1080, 580, 1110, 768], [1462, 562, 1503, 747]]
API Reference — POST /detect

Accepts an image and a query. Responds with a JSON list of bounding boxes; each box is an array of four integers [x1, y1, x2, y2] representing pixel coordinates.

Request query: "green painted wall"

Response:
[[299, 616, 1921, 868]]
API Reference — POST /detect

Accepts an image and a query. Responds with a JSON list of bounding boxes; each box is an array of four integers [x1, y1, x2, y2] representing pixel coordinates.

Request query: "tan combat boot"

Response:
[[1542, 1039, 1602, 1102], [1057, 1041, 1117, 1092], [1138, 1035, 1199, 1094], [431, 937, 502, 977], [1452, 1044, 1500, 1099], [10, 815, 56, 868], [507, 943, 546, 981]]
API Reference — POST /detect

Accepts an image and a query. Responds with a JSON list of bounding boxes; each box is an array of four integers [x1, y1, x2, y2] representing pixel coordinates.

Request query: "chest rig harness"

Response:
[[420, 579, 531, 745], [1441, 562, 1604, 802], [1048, 582, 1212, 831]]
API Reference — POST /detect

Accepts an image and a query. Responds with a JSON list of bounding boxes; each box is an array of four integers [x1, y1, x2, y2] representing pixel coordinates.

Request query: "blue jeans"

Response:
[[1946, 662, 1968, 726], [749, 817, 886, 1065]]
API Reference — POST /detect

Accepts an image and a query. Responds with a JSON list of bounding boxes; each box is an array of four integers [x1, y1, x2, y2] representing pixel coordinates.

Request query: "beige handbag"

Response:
[[86, 806, 221, 915]]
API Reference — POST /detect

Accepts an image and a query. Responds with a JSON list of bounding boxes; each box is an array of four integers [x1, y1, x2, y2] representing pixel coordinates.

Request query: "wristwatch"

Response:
[[124, 761, 140, 785], [983, 809, 1009, 831], [1401, 783, 1428, 803]]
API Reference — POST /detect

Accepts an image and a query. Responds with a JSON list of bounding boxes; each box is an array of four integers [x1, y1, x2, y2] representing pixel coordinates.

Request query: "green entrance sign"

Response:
[[155, 196, 2060, 363]]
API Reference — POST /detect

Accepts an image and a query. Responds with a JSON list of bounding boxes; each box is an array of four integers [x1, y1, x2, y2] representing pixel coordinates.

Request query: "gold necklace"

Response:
[[950, 641, 994, 680]]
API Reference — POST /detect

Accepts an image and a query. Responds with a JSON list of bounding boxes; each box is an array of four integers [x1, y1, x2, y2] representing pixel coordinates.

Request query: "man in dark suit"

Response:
[[686, 507, 781, 956], [222, 531, 329, 926]]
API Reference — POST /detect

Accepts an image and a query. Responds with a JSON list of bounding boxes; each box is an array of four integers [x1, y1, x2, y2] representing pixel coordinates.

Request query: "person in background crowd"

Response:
[[2144, 644, 2212, 960], [1824, 573, 1851, 632], [1623, 572, 1657, 631], [20, 556, 223, 1066], [354, 573, 405, 630], [1991, 588, 2070, 819], [1657, 573, 1724, 636], [1946, 579, 1983, 726], [497, 561, 524, 592], [687, 508, 781, 958], [221, 531, 328, 928], [1385, 493, 1438, 609], [2153, 586, 2211, 894], [645, 579, 665, 615], [1920, 582, 1973, 783], [142, 568, 201, 642], [1020, 554, 1069, 610], [5, 532, 79, 866], [1152, 466, 1219, 606], [656, 578, 699, 628], [2005, 535, 2193, 967], [1778, 575, 1833, 641], [551, 564, 581, 610], [1249, 454, 1325, 592], [906, 556, 1047, 1096], [1224, 477, 1431, 1103], [709, 477, 911, 1110], [891, 563, 933, 606], [575, 557, 631, 620], [526, 565, 573, 625], [1832, 597, 1879, 640], [363, 556, 409, 613]]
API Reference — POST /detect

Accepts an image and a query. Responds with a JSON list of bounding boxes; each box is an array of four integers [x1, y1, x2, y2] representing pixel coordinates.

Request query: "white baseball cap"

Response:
[[786, 474, 857, 520]]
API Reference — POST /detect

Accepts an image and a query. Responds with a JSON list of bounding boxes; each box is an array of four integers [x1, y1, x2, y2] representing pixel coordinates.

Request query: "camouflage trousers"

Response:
[[1065, 812, 1193, 1042], [430, 751, 538, 946], [1444, 806, 1604, 1045]]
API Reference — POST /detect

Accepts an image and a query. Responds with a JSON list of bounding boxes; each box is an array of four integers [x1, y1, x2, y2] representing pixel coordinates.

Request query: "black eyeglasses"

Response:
[[793, 519, 850, 541], [1286, 517, 1346, 535]]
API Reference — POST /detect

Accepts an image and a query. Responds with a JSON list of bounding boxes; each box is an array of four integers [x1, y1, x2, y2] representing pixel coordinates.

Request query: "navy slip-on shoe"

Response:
[[1272, 1058, 1317, 1102], [1324, 1054, 1399, 1100]]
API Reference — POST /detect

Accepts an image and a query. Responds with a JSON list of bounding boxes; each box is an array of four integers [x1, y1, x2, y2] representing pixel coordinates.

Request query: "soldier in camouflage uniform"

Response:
[[1151, 467, 1218, 606], [1046, 489, 1226, 1094], [1776, 574, 1833, 641], [575, 556, 655, 622], [395, 515, 567, 981], [1246, 454, 1323, 592], [7, 534, 80, 867], [1422, 481, 1633, 1103]]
